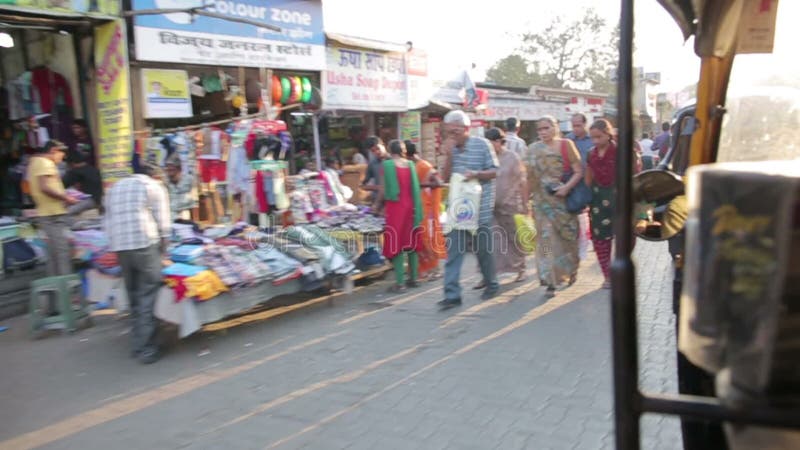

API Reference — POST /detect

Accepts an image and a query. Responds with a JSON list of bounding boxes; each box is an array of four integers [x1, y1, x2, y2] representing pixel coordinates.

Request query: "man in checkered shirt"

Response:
[[104, 162, 171, 364], [504, 117, 528, 160]]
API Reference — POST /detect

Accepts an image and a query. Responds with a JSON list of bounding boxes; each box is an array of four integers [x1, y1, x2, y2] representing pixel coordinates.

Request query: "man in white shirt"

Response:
[[504, 117, 528, 160], [639, 132, 658, 170], [104, 162, 171, 364]]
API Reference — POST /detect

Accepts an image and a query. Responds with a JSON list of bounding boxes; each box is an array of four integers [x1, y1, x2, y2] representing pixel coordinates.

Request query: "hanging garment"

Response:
[[263, 170, 276, 206], [226, 144, 250, 194], [31, 67, 73, 114], [273, 171, 290, 210], [254, 171, 268, 213]]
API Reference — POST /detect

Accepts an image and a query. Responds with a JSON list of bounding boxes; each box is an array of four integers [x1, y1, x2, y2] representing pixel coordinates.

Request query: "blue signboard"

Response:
[[133, 0, 324, 69]]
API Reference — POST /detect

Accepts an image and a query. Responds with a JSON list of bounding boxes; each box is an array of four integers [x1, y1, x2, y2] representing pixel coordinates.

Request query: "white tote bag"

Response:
[[444, 172, 482, 234]]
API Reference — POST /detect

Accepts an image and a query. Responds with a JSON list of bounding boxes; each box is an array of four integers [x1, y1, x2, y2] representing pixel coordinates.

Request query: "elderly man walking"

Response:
[[439, 110, 499, 309]]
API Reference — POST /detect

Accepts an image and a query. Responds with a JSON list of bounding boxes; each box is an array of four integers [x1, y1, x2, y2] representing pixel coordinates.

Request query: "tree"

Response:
[[488, 9, 619, 93], [485, 54, 544, 88]]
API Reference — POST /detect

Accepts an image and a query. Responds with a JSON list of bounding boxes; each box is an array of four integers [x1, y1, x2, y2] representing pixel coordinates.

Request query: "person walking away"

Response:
[[439, 110, 499, 308], [525, 116, 583, 298], [585, 119, 618, 289], [486, 128, 529, 282], [63, 151, 103, 218], [26, 140, 77, 276], [381, 140, 424, 293], [504, 117, 528, 159], [104, 162, 171, 364], [405, 140, 446, 280], [639, 132, 657, 170], [164, 153, 198, 221], [651, 121, 672, 159], [566, 113, 593, 262]]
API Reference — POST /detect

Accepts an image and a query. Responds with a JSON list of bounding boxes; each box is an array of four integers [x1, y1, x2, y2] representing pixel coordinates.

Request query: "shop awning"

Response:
[[0, 5, 118, 28], [325, 32, 408, 53]]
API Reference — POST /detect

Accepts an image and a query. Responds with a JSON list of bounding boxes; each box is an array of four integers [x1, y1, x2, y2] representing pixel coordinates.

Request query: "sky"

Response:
[[323, 0, 701, 94]]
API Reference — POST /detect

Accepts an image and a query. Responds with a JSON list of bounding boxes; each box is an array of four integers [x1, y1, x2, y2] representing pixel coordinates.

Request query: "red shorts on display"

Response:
[[198, 158, 227, 183]]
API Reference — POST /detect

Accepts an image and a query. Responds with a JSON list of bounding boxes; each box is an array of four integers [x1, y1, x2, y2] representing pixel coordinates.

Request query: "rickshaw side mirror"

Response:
[[632, 170, 688, 242]]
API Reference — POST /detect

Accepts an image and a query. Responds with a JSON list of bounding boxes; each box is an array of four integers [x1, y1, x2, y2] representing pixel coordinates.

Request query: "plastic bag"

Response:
[[444, 173, 482, 234], [514, 214, 536, 254]]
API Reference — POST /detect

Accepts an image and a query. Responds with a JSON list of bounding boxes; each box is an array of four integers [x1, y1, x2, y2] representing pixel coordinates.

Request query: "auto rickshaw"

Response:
[[611, 1, 800, 449]]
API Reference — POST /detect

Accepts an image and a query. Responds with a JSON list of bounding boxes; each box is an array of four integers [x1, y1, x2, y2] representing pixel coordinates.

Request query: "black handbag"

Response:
[[559, 141, 593, 214]]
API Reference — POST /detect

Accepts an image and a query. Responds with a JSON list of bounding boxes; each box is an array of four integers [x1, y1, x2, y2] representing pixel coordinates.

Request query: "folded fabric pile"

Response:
[[312, 211, 384, 233], [195, 244, 271, 288], [251, 246, 302, 279], [170, 245, 204, 263], [162, 263, 228, 302], [72, 229, 110, 262], [282, 225, 355, 275], [184, 271, 228, 301]]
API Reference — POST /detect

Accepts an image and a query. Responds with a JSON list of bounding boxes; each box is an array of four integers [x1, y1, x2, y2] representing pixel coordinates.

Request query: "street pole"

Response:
[[611, 0, 641, 448]]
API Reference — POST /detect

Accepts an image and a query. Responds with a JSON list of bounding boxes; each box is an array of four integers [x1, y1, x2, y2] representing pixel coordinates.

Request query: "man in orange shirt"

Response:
[[26, 140, 78, 276]]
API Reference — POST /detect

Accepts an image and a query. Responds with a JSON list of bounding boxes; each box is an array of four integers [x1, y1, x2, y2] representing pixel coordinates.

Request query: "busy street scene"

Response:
[[0, 0, 798, 449]]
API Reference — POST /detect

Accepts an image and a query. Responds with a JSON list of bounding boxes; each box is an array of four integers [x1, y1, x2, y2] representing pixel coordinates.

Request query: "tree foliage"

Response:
[[486, 10, 618, 93], [485, 54, 544, 88]]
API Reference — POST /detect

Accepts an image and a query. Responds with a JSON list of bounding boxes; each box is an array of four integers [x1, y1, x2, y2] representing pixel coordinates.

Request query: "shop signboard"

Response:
[[406, 48, 431, 110], [132, 0, 324, 70], [95, 19, 134, 184], [141, 68, 193, 118], [323, 43, 408, 111], [480, 97, 564, 121], [0, 0, 120, 15], [399, 111, 421, 148]]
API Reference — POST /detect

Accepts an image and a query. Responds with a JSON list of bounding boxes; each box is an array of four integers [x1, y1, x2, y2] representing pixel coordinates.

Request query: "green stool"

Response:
[[29, 274, 93, 339]]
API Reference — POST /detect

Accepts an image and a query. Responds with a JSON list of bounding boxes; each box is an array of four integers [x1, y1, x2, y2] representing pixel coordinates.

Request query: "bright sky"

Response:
[[323, 0, 701, 93]]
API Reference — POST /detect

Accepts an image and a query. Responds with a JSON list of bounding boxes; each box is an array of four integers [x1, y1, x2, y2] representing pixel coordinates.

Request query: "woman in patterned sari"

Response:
[[405, 140, 446, 280], [525, 116, 584, 298]]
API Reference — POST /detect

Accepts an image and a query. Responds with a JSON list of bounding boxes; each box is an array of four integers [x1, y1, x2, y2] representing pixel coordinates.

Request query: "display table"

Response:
[[154, 279, 303, 337]]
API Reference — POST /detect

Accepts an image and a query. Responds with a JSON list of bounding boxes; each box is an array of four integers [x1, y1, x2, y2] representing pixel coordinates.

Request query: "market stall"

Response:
[[72, 217, 367, 336]]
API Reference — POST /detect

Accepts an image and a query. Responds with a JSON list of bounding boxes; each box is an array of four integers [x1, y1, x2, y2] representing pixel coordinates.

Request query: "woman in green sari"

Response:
[[382, 140, 424, 293], [524, 116, 584, 298]]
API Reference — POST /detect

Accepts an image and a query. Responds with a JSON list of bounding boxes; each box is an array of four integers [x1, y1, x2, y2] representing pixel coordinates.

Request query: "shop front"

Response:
[[320, 34, 412, 165], [127, 0, 325, 222], [0, 0, 127, 316]]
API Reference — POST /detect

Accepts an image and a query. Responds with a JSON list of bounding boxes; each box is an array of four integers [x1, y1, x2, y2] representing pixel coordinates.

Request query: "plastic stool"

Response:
[[29, 274, 93, 339]]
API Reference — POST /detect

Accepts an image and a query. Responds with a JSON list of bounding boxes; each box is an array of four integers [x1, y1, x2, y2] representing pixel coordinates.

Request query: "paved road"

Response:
[[0, 241, 681, 450]]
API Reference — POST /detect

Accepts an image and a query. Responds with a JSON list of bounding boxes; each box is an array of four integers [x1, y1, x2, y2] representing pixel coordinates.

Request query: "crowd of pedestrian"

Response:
[[368, 110, 651, 308], [23, 111, 651, 362]]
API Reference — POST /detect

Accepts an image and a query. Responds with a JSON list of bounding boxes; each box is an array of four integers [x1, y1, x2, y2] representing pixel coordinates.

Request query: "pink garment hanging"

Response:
[[317, 171, 334, 198]]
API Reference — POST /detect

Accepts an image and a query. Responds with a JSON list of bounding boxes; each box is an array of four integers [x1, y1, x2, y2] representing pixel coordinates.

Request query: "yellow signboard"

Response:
[[0, 0, 120, 16], [94, 19, 133, 184], [141, 69, 193, 118]]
